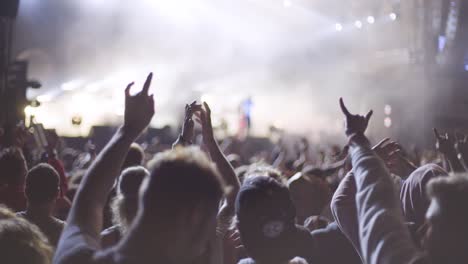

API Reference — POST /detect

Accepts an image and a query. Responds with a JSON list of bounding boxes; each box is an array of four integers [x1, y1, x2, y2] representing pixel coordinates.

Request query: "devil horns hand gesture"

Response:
[[339, 98, 373, 137], [123, 73, 155, 139]]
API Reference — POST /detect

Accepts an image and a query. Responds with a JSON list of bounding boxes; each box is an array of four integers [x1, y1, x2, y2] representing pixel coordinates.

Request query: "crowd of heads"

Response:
[[0, 73, 467, 264]]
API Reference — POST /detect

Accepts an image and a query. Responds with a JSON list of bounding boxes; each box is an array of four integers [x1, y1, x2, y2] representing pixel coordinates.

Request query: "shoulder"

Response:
[[54, 224, 100, 264]]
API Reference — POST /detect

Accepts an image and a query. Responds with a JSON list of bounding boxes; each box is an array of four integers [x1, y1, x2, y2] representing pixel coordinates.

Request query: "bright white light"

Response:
[[367, 16, 375, 24], [354, 20, 363, 29], [464, 64, 468, 71], [283, 0, 292, 8], [384, 117, 392, 128], [24, 106, 34, 116], [389, 13, 397, 20], [335, 23, 343, 31], [384, 104, 392, 115], [37, 94, 53, 103], [61, 80, 84, 91]]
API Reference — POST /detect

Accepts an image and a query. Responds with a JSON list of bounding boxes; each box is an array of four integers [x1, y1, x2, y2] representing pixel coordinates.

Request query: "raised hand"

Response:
[[173, 101, 202, 147], [123, 72, 155, 139], [373, 138, 401, 161], [433, 128, 456, 156], [339, 98, 373, 137], [196, 102, 215, 144], [434, 128, 466, 172], [455, 133, 468, 164]]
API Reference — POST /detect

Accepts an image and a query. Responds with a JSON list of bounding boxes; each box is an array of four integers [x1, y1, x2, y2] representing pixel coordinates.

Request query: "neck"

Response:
[[26, 202, 54, 217], [115, 218, 180, 264]]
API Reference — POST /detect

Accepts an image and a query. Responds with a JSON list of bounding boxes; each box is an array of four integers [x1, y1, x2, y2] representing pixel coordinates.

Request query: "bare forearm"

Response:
[[69, 127, 135, 230], [207, 140, 239, 205]]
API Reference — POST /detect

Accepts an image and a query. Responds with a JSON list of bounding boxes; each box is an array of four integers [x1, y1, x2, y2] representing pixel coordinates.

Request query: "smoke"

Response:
[[14, 0, 413, 141]]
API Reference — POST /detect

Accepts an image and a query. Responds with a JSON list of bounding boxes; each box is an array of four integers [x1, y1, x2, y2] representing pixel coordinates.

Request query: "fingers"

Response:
[[203, 101, 211, 116], [339, 98, 351, 116], [365, 110, 373, 122], [142, 72, 153, 95], [125, 82, 135, 97], [374, 138, 390, 149]]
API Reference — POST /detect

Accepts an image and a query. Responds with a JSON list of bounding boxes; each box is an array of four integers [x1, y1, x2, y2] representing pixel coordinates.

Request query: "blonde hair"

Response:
[[0, 204, 16, 220], [0, 217, 53, 264]]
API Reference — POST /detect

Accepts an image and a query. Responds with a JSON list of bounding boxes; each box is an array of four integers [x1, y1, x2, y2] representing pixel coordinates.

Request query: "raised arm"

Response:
[[339, 98, 425, 264], [196, 102, 240, 220], [172, 101, 201, 148], [330, 171, 363, 262], [433, 129, 466, 173], [63, 73, 155, 238]]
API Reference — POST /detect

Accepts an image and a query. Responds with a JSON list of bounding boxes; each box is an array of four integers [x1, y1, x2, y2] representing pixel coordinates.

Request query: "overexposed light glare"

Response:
[[24, 105, 34, 116], [354, 20, 362, 29], [37, 94, 53, 103], [389, 13, 397, 20], [61, 80, 84, 91], [384, 117, 392, 127], [335, 23, 343, 31], [283, 0, 292, 8], [384, 104, 392, 115], [367, 16, 375, 24]]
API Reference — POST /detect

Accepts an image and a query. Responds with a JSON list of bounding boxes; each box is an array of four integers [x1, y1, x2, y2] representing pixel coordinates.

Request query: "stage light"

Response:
[[367, 16, 375, 24], [464, 64, 468, 71], [283, 0, 292, 8], [335, 23, 343, 31], [384, 104, 392, 115], [354, 20, 362, 29], [384, 117, 392, 128], [61, 79, 83, 91], [389, 13, 397, 21], [37, 94, 53, 103]]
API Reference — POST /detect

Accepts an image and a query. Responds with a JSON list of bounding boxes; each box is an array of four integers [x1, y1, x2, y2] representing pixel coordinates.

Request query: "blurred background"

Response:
[[1, 0, 468, 148]]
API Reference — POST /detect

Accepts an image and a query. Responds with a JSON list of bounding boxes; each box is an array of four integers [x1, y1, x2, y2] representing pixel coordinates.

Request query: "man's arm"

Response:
[[339, 98, 425, 264], [330, 171, 363, 262], [197, 102, 240, 223], [54, 73, 155, 263]]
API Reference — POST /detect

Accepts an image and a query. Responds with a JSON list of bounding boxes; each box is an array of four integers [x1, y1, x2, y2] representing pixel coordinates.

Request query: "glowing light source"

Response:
[[61, 80, 83, 91], [384, 117, 392, 128], [37, 94, 53, 103], [367, 16, 375, 24], [354, 20, 362, 29], [283, 0, 292, 8], [389, 13, 397, 20], [335, 23, 343, 31], [384, 104, 392, 115]]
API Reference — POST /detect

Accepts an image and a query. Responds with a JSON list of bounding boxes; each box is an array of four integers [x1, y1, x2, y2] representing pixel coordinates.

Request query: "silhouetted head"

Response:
[[131, 146, 223, 262], [25, 164, 60, 206], [0, 148, 27, 186], [424, 174, 468, 263]]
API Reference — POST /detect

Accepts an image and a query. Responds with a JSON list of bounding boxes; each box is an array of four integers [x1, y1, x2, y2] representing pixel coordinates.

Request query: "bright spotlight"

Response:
[[384, 117, 392, 128], [335, 23, 343, 31], [283, 0, 292, 8], [354, 20, 362, 29], [389, 13, 397, 20], [61, 79, 83, 91], [367, 16, 375, 24]]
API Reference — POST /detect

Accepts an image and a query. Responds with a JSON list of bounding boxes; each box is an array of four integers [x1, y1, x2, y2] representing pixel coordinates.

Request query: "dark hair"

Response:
[[122, 143, 144, 170], [141, 147, 223, 220], [25, 164, 60, 204], [0, 148, 27, 186]]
